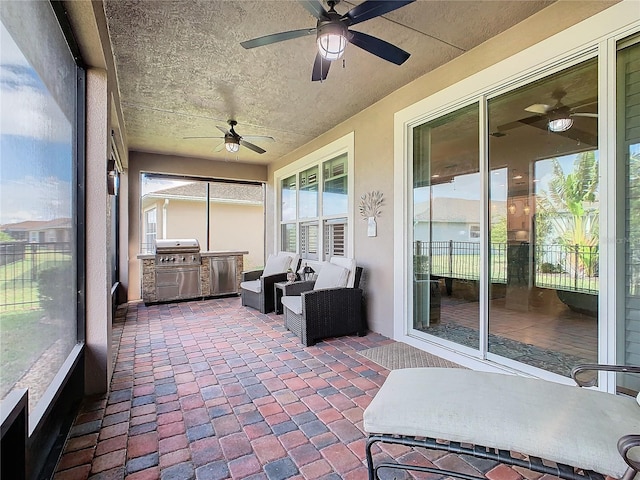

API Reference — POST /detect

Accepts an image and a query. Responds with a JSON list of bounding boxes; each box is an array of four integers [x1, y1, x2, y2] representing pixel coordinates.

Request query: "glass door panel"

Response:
[[618, 38, 640, 393], [412, 104, 480, 349], [487, 58, 599, 377]]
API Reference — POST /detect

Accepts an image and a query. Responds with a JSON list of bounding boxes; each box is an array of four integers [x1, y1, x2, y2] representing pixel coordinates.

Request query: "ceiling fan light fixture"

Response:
[[316, 22, 348, 61], [225, 138, 240, 153], [547, 110, 573, 132]]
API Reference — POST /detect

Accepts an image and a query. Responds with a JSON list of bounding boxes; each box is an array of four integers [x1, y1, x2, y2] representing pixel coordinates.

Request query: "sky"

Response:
[[0, 21, 73, 225]]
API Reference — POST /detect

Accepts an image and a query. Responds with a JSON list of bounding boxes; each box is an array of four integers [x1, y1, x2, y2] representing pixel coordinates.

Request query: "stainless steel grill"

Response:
[[154, 239, 202, 302], [155, 238, 201, 266]]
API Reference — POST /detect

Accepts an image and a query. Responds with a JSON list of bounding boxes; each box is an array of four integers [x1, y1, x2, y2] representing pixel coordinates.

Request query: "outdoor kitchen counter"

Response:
[[138, 250, 248, 304]]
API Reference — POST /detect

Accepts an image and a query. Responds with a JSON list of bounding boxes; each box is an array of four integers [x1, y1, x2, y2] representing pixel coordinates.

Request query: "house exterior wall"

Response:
[[266, 1, 618, 338], [127, 151, 267, 300]]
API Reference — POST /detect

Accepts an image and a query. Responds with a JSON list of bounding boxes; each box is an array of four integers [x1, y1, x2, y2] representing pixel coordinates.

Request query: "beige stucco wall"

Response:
[[127, 151, 267, 300], [266, 0, 618, 338]]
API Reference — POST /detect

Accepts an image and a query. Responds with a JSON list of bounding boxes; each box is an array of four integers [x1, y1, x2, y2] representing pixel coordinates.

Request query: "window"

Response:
[[144, 208, 157, 253], [0, 2, 82, 419], [469, 224, 480, 239], [324, 219, 347, 257], [140, 174, 265, 270], [276, 133, 354, 262]]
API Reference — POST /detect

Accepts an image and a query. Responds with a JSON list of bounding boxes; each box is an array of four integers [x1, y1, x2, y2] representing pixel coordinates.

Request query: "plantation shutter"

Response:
[[324, 219, 347, 257], [300, 222, 319, 260]]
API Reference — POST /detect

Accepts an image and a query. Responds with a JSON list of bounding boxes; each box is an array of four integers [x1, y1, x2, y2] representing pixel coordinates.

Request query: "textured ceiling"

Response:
[[103, 0, 555, 166]]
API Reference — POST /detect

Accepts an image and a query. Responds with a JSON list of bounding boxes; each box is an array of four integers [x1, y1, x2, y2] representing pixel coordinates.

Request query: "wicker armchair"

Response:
[[240, 252, 300, 314], [281, 259, 364, 346]]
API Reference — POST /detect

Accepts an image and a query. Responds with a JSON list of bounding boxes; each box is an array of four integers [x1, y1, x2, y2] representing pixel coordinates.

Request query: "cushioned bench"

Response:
[[363, 366, 640, 480]]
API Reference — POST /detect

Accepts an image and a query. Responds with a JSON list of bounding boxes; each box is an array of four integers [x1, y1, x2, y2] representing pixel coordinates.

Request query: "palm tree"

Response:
[[536, 151, 599, 277]]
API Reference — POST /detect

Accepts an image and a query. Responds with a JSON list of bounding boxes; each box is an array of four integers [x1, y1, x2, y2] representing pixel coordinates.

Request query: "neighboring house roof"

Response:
[[1, 218, 72, 231], [145, 181, 262, 204], [415, 199, 507, 223]]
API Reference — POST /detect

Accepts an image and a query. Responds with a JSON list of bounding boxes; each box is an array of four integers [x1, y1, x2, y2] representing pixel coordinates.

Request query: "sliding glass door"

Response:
[[411, 57, 601, 376]]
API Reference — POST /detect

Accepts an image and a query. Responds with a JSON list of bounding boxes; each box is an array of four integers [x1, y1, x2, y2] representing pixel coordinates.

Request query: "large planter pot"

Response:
[[556, 290, 598, 317]]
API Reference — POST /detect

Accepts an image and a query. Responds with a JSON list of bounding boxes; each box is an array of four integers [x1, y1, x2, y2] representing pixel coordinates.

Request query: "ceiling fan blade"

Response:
[[216, 125, 230, 135], [524, 104, 551, 114], [241, 28, 316, 49], [572, 112, 598, 118], [343, 0, 415, 26], [242, 135, 275, 142], [312, 52, 331, 81], [298, 0, 329, 20], [214, 142, 225, 152], [349, 31, 410, 65], [240, 139, 266, 154], [183, 136, 224, 139]]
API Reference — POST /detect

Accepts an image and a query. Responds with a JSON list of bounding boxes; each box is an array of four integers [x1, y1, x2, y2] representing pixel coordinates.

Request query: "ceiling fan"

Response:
[[524, 90, 598, 132], [184, 120, 274, 154], [240, 0, 415, 82]]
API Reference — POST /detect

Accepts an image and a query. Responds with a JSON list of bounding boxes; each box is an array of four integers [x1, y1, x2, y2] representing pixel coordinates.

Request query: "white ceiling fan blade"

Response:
[[524, 103, 551, 114], [571, 112, 598, 118]]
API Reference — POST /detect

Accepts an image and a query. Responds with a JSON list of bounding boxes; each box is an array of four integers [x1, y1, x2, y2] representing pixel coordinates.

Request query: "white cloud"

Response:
[[0, 21, 71, 142], [0, 176, 72, 224]]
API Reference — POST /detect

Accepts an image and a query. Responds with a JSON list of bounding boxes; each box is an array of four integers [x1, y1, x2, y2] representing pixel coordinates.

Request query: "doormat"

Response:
[[357, 342, 463, 370]]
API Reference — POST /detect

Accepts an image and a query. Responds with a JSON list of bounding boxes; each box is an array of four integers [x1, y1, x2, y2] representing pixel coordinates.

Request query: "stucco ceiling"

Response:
[[103, 0, 555, 166]]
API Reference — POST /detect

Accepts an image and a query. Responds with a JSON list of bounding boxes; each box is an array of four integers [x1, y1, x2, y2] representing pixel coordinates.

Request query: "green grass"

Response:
[[0, 309, 61, 398], [0, 253, 71, 312]]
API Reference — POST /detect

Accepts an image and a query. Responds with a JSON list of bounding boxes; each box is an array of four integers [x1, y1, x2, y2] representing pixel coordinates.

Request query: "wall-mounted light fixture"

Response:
[[107, 159, 119, 196], [508, 203, 517, 215]]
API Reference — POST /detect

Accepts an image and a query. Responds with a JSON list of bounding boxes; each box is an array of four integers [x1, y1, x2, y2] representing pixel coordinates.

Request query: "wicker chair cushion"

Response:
[[313, 262, 349, 290], [281, 296, 302, 315], [239, 279, 261, 294], [328, 257, 357, 287], [262, 253, 293, 277]]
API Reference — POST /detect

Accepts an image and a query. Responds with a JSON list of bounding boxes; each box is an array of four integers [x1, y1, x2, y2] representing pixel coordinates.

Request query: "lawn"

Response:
[[0, 309, 61, 398]]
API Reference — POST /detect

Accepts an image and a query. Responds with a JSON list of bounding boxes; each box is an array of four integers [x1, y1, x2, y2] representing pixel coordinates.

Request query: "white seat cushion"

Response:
[[363, 367, 640, 478], [240, 279, 261, 294], [313, 262, 349, 290], [262, 253, 292, 277], [281, 295, 302, 315]]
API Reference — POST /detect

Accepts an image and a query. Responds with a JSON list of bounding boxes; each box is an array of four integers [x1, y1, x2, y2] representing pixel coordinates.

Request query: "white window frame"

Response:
[[393, 3, 640, 390], [274, 132, 355, 268]]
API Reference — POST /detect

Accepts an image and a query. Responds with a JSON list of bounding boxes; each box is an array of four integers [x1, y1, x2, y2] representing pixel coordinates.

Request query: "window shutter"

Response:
[[324, 219, 347, 257]]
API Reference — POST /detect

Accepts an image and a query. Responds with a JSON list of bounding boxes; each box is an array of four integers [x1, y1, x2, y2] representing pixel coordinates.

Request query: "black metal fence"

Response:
[[414, 240, 598, 294], [0, 242, 72, 312]]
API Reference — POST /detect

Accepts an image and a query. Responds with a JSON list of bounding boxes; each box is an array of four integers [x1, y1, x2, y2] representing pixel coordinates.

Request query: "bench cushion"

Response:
[[363, 367, 640, 478]]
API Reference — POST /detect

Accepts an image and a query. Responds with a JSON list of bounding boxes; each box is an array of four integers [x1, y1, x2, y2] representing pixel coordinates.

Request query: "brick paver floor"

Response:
[[53, 296, 528, 480]]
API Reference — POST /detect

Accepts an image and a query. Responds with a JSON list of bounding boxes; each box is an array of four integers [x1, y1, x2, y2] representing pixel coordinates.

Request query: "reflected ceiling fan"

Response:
[[240, 0, 415, 82], [524, 90, 598, 132], [184, 120, 274, 154]]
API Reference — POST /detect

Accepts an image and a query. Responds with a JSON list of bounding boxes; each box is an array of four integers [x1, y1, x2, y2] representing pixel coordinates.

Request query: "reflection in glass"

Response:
[[299, 166, 318, 218], [281, 224, 296, 253], [488, 58, 599, 376], [618, 39, 640, 393], [281, 175, 296, 222], [0, 17, 77, 410], [412, 104, 480, 349], [323, 154, 348, 216]]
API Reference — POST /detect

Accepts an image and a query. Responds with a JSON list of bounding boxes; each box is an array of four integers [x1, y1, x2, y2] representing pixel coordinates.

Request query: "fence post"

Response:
[[574, 244, 579, 290], [448, 240, 453, 277]]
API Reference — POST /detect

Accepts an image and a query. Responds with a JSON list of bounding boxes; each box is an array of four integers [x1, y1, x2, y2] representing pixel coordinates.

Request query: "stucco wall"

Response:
[[265, 0, 617, 338], [127, 151, 267, 300]]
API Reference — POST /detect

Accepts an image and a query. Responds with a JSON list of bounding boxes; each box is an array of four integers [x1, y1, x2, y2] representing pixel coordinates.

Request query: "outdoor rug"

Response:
[[357, 341, 462, 370]]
